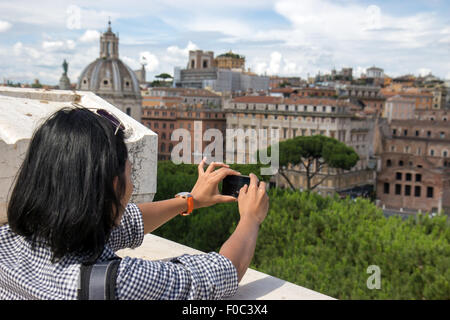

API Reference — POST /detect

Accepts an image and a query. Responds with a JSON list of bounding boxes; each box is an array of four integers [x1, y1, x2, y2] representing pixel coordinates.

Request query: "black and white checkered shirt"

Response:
[[0, 203, 238, 300]]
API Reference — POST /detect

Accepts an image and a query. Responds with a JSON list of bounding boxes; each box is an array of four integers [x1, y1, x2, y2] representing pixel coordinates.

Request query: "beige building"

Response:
[[384, 95, 415, 122], [224, 95, 377, 196], [215, 51, 245, 70]]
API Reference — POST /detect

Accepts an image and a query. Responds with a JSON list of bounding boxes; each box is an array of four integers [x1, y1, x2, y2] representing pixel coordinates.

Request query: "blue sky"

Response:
[[0, 0, 449, 85]]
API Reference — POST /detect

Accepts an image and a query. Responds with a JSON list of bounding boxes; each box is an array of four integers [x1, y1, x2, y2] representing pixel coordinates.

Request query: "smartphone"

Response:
[[222, 175, 251, 198]]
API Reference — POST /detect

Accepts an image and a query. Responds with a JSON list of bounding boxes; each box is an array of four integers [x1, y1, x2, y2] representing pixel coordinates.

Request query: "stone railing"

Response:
[[117, 233, 335, 300]]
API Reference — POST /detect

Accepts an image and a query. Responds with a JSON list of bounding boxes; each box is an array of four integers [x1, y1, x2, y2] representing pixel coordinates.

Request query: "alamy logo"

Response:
[[366, 265, 381, 290], [170, 121, 279, 175], [66, 5, 81, 30]]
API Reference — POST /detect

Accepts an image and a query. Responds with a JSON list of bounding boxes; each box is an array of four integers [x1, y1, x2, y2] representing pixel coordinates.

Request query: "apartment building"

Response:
[[224, 95, 376, 196], [375, 115, 450, 214]]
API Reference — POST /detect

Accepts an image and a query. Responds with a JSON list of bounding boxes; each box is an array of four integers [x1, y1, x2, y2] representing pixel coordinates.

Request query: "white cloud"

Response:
[[42, 41, 65, 51], [13, 42, 23, 56], [268, 51, 282, 75], [0, 20, 11, 32], [140, 51, 159, 72], [13, 41, 41, 59], [166, 41, 199, 59], [42, 40, 76, 52], [164, 41, 199, 67], [252, 51, 304, 76], [417, 68, 431, 77], [79, 30, 101, 43]]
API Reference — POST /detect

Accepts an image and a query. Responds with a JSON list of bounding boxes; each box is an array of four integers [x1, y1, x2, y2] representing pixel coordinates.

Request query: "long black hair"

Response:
[[7, 107, 128, 263]]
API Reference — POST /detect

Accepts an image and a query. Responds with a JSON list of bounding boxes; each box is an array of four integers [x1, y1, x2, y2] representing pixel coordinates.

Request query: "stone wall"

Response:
[[0, 87, 157, 225]]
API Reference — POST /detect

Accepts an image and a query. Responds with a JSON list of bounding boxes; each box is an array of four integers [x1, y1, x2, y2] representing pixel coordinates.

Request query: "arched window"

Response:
[[430, 149, 435, 156], [443, 150, 448, 157]]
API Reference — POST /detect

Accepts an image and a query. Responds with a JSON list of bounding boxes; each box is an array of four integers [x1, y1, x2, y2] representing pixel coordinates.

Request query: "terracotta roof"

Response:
[[269, 87, 294, 93], [232, 96, 283, 104]]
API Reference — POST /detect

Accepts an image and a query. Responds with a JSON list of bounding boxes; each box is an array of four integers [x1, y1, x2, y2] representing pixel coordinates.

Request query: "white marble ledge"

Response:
[[116, 234, 335, 300]]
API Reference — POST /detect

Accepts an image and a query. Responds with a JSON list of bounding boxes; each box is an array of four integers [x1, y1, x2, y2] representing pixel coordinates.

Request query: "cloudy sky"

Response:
[[0, 0, 449, 85]]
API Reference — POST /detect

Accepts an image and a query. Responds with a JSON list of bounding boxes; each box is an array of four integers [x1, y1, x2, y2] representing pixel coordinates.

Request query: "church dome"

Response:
[[76, 22, 141, 97], [77, 58, 140, 96]]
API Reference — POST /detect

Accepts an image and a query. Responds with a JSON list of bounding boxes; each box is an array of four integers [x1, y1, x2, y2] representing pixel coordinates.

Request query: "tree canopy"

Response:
[[269, 135, 359, 190]]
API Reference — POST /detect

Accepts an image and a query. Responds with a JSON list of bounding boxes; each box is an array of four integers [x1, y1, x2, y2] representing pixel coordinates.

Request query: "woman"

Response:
[[0, 107, 269, 300]]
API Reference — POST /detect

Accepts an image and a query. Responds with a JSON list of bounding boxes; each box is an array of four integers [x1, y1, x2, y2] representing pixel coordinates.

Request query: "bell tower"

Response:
[[100, 19, 119, 59]]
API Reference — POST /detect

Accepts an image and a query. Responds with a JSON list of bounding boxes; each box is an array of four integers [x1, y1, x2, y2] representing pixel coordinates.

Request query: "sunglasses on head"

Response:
[[93, 108, 126, 135], [71, 103, 126, 135]]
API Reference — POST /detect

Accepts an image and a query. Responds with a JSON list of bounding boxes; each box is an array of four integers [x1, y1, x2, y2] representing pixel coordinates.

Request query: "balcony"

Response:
[[0, 87, 333, 300]]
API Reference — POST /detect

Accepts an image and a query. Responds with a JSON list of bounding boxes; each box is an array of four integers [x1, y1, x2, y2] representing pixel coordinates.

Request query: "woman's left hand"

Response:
[[190, 157, 240, 209]]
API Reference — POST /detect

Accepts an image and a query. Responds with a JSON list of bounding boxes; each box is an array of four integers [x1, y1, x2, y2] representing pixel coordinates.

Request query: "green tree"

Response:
[[268, 135, 359, 191], [155, 73, 173, 81]]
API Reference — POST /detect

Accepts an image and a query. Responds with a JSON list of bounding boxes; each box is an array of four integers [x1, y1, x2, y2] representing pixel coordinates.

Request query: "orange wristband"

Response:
[[175, 192, 194, 216]]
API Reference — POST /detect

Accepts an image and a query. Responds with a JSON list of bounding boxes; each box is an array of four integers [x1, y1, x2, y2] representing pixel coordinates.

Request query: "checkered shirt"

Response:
[[0, 203, 238, 300]]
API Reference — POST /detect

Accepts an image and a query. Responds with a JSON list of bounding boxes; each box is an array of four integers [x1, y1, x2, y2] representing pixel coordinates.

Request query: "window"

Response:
[[430, 149, 435, 156], [386, 159, 392, 167], [440, 132, 445, 139], [395, 184, 402, 195], [162, 132, 166, 139], [415, 174, 422, 182], [415, 130, 419, 137], [405, 173, 412, 181], [383, 183, 390, 194], [396, 172, 402, 180], [405, 185, 411, 196], [414, 186, 421, 197], [126, 108, 131, 116], [160, 143, 165, 152], [427, 187, 434, 198], [393, 129, 397, 135], [404, 129, 408, 136], [427, 131, 431, 137], [399, 160, 404, 166]]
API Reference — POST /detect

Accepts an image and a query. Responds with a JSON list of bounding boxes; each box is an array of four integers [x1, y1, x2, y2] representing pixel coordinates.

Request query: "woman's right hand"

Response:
[[237, 173, 269, 225]]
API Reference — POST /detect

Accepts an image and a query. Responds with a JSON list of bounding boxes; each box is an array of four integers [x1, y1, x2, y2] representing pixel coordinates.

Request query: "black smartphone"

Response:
[[222, 175, 251, 198]]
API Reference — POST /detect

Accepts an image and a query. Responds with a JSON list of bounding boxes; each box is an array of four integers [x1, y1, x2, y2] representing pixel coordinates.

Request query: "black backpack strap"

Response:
[[78, 258, 121, 300]]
